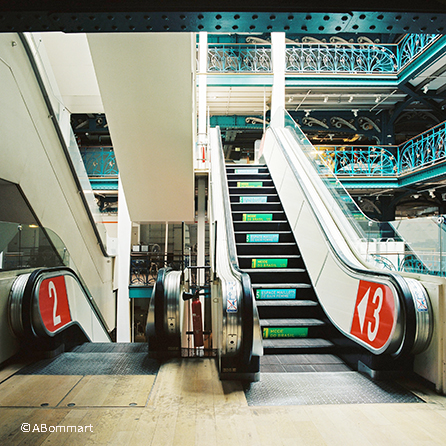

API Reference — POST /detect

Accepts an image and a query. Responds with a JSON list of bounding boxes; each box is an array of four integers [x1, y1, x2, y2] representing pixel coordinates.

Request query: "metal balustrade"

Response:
[[286, 43, 397, 74], [79, 147, 119, 177], [207, 44, 272, 72], [205, 34, 439, 74], [316, 121, 446, 177]]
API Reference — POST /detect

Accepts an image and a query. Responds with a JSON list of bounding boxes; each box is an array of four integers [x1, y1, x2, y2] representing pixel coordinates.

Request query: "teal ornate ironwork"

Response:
[[205, 34, 439, 75], [398, 122, 446, 173], [317, 121, 446, 177], [207, 44, 272, 72], [397, 34, 438, 69], [286, 43, 396, 73], [318, 146, 397, 176], [80, 147, 119, 177]]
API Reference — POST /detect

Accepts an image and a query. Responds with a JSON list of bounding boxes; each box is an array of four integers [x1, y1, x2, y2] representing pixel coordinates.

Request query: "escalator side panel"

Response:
[[262, 129, 405, 356]]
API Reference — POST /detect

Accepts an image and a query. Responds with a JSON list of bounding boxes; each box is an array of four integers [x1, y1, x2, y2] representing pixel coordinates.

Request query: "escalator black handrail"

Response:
[[214, 127, 254, 364], [15, 266, 111, 340], [271, 125, 417, 358], [18, 33, 109, 258]]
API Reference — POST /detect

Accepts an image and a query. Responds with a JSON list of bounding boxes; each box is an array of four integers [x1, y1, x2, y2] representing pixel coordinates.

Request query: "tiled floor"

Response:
[[1, 357, 446, 445]]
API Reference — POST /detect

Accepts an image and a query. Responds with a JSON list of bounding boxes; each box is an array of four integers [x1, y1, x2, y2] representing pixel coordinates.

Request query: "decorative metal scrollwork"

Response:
[[80, 147, 118, 177], [285, 42, 397, 73], [205, 34, 438, 75], [208, 45, 272, 73], [330, 117, 357, 131], [302, 116, 329, 129], [358, 117, 381, 133], [399, 122, 446, 173], [245, 117, 269, 125], [397, 34, 438, 69]]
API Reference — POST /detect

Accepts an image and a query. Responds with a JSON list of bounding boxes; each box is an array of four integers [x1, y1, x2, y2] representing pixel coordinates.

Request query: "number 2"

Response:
[[367, 287, 383, 342], [48, 281, 61, 326]]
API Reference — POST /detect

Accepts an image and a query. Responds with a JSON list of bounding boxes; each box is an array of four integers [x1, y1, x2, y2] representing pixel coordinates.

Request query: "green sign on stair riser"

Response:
[[240, 196, 267, 203], [252, 258, 288, 268], [256, 289, 296, 299], [237, 181, 263, 188], [235, 168, 259, 174], [246, 233, 279, 243], [243, 214, 273, 221], [263, 327, 309, 338]]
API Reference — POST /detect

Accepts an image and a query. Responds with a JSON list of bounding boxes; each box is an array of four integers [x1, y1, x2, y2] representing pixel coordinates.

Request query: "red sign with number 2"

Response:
[[350, 280, 395, 350], [38, 276, 72, 333]]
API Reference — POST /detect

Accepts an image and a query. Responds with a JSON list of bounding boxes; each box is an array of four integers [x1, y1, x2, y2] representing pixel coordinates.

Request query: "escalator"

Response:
[[208, 108, 434, 380], [8, 266, 112, 354], [227, 164, 342, 372]]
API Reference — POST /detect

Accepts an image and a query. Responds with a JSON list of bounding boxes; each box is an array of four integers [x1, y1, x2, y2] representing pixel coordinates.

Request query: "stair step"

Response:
[[238, 254, 300, 259], [255, 299, 318, 307], [263, 338, 334, 349], [241, 268, 306, 273], [261, 318, 324, 327], [253, 283, 312, 289]]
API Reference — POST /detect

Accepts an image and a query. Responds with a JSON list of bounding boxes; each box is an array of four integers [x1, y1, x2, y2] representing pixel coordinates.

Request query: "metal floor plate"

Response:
[[244, 372, 424, 406], [18, 345, 159, 376]]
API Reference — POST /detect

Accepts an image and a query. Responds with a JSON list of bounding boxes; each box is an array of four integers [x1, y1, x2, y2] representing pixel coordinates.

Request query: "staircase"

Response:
[[226, 163, 350, 373]]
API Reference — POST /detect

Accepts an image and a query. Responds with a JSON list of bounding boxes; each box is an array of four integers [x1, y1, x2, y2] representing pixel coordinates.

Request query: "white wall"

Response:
[[87, 33, 195, 223], [0, 34, 115, 333]]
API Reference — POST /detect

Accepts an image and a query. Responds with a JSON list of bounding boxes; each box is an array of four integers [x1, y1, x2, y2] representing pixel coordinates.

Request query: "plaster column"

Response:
[[197, 176, 207, 285], [271, 32, 286, 127], [198, 32, 208, 164], [116, 177, 131, 342]]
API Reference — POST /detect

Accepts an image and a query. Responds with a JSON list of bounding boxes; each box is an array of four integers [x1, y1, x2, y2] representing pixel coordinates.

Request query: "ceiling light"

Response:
[[324, 96, 328, 103], [352, 109, 358, 117], [288, 96, 294, 103], [423, 85, 429, 94], [304, 109, 311, 117], [348, 96, 353, 103], [375, 96, 381, 103]]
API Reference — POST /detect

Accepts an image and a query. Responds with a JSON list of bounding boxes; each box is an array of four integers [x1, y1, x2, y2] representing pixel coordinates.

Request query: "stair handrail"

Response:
[[268, 110, 432, 357], [209, 127, 262, 364]]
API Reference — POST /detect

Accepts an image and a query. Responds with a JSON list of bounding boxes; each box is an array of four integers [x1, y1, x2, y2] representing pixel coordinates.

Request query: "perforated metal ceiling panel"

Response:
[[1, 1, 446, 34]]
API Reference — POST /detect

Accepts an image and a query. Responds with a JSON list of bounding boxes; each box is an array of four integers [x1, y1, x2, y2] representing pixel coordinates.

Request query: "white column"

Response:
[[271, 32, 286, 127], [116, 177, 131, 342], [197, 176, 207, 285], [198, 32, 208, 165]]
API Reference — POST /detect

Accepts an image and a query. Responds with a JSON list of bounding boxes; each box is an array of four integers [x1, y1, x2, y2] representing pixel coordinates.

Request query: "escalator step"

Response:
[[242, 268, 306, 273], [261, 318, 324, 327], [255, 299, 318, 307], [253, 283, 312, 289], [263, 338, 334, 349]]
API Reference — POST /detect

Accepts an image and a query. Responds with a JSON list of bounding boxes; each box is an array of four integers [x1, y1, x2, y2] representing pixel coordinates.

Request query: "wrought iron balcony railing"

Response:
[[207, 44, 272, 73], [79, 147, 119, 177], [316, 120, 446, 177], [205, 34, 439, 75]]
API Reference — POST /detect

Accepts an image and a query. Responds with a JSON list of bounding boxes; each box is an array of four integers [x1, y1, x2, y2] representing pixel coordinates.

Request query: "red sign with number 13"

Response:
[[350, 280, 395, 350]]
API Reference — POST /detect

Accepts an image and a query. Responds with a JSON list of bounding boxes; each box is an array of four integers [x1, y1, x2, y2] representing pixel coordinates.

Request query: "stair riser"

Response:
[[227, 173, 272, 181], [257, 305, 322, 319], [231, 203, 283, 212], [246, 271, 311, 283], [229, 187, 276, 195], [237, 245, 300, 255], [234, 222, 291, 232], [263, 346, 336, 355]]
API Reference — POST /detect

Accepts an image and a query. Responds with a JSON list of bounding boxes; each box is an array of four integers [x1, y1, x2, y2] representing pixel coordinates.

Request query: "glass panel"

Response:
[[23, 33, 108, 253], [0, 221, 70, 271], [276, 109, 443, 276]]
